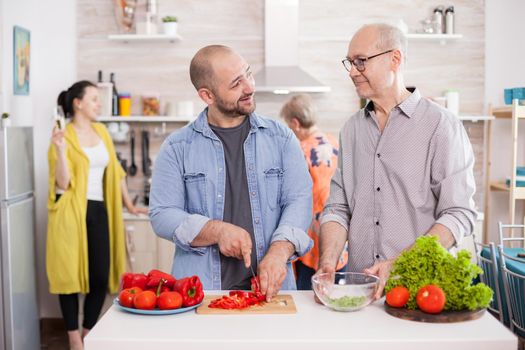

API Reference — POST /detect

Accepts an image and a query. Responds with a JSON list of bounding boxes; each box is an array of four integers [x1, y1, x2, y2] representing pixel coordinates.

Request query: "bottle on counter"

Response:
[[432, 6, 444, 34], [445, 6, 455, 34], [97, 70, 113, 117], [110, 73, 119, 116]]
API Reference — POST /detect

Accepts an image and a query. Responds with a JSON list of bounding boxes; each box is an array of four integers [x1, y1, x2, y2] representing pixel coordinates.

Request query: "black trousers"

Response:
[[58, 199, 110, 331]]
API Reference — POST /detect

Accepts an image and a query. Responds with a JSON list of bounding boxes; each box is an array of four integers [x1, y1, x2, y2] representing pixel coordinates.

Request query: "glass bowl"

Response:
[[311, 272, 380, 312]]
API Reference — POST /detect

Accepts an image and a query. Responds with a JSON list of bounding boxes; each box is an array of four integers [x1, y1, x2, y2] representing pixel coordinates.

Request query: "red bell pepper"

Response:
[[173, 275, 204, 307], [130, 273, 148, 290], [120, 272, 135, 290], [146, 269, 176, 289]]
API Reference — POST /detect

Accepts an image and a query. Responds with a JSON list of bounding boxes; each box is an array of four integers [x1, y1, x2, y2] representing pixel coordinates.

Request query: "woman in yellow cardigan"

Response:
[[47, 80, 147, 349]]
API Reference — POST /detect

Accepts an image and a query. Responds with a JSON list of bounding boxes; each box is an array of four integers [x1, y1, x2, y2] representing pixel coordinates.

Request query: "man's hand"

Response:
[[217, 223, 252, 268], [363, 258, 395, 300], [312, 264, 336, 304], [258, 241, 294, 301]]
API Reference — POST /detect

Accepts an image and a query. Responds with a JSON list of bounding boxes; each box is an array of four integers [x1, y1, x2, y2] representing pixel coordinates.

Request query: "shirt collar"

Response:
[[364, 87, 421, 119], [192, 107, 269, 138]]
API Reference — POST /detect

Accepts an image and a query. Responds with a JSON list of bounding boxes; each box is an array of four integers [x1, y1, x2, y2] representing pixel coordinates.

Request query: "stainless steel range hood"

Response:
[[254, 0, 330, 94]]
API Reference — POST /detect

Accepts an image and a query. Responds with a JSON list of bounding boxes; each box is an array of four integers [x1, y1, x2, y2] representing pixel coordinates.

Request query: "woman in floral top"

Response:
[[280, 94, 348, 290]]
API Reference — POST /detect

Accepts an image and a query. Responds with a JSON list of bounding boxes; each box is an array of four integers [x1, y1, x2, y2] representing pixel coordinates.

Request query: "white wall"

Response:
[[485, 0, 525, 242], [1, 0, 76, 318]]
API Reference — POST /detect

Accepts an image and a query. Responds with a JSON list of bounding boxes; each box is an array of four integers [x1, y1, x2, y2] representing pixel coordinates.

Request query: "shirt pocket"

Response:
[[264, 167, 283, 210], [183, 172, 207, 215]]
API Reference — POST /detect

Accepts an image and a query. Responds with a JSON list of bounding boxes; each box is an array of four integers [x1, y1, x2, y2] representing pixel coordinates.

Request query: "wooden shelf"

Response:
[[107, 34, 182, 43], [406, 33, 463, 40], [491, 106, 513, 119], [490, 181, 525, 199], [458, 115, 495, 122], [491, 105, 525, 119], [98, 116, 194, 122], [490, 181, 510, 192]]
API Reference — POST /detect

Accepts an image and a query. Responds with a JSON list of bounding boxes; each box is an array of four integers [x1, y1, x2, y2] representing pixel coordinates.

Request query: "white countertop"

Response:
[[84, 291, 516, 350], [122, 212, 150, 221]]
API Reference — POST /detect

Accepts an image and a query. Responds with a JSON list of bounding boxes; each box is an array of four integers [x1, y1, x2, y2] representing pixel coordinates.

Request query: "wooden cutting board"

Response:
[[196, 294, 296, 314], [384, 303, 486, 323]]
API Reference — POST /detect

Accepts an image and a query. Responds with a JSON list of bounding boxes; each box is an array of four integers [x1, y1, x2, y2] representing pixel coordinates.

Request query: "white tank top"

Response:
[[57, 140, 109, 201], [83, 141, 110, 201]]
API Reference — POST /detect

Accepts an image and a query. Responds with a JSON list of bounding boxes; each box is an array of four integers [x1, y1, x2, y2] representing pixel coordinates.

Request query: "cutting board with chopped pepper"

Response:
[[196, 294, 297, 314]]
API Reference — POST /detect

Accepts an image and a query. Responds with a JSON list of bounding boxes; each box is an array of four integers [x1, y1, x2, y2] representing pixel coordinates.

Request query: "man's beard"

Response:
[[215, 93, 256, 118]]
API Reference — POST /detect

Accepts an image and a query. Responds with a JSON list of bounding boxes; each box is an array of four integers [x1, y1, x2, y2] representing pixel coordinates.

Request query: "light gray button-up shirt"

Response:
[[321, 88, 477, 272]]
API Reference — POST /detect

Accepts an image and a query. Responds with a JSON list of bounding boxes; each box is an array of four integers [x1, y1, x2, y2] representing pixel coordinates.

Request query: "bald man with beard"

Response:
[[149, 45, 313, 300]]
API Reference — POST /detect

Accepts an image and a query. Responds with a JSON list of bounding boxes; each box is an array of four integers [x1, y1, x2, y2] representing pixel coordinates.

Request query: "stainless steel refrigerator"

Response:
[[0, 127, 39, 350]]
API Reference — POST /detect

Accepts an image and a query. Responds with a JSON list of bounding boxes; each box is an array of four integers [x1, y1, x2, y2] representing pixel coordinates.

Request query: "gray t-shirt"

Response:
[[210, 116, 257, 290]]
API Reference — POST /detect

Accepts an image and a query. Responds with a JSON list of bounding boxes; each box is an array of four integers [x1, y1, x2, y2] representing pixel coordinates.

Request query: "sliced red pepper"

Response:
[[229, 290, 252, 299]]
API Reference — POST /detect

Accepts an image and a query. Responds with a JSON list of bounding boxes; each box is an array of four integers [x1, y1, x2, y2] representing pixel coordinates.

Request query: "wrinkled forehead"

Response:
[[347, 28, 380, 58]]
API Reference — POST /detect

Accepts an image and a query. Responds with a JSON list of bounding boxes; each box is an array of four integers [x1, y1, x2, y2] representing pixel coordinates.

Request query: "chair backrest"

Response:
[[498, 222, 525, 248], [474, 241, 505, 323], [497, 245, 525, 338]]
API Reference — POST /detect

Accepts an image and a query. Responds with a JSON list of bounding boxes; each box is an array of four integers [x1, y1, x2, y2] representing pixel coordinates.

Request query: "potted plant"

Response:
[[162, 16, 178, 36]]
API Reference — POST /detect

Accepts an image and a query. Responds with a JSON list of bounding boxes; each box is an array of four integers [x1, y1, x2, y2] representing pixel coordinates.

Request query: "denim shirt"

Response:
[[149, 108, 313, 290]]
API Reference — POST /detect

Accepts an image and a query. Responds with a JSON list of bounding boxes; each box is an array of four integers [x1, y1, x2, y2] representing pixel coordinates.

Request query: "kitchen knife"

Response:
[[250, 264, 260, 291]]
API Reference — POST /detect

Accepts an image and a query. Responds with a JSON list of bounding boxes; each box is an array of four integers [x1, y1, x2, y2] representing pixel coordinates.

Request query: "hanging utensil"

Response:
[[128, 129, 137, 176], [141, 130, 152, 177]]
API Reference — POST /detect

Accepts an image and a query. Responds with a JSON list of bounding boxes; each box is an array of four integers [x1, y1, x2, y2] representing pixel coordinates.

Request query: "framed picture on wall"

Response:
[[13, 26, 30, 95]]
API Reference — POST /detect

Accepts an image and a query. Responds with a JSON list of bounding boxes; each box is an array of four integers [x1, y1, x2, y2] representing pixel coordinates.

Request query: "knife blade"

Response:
[[249, 264, 260, 291]]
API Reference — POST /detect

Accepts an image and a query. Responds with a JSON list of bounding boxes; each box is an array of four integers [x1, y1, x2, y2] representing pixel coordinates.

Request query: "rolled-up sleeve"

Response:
[[431, 118, 477, 245], [271, 132, 313, 257], [321, 133, 351, 230], [149, 139, 208, 254]]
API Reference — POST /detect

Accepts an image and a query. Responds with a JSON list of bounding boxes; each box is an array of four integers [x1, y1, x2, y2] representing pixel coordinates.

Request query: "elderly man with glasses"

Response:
[[316, 23, 477, 298]]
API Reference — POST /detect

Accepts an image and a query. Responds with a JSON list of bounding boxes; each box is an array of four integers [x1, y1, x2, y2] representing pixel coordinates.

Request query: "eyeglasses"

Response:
[[341, 49, 394, 72]]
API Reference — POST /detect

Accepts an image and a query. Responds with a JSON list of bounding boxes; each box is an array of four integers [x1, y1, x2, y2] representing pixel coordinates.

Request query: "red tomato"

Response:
[[416, 284, 446, 314], [119, 287, 142, 308], [134, 290, 157, 310], [386, 286, 410, 308], [157, 291, 183, 310]]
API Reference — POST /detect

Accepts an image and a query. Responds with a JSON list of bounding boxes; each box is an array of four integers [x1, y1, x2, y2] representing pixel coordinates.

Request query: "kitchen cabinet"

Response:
[[124, 214, 174, 274], [85, 291, 517, 350]]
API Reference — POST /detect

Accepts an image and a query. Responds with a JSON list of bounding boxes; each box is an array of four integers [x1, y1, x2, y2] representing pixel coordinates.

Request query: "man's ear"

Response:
[[197, 88, 214, 105], [391, 49, 402, 71]]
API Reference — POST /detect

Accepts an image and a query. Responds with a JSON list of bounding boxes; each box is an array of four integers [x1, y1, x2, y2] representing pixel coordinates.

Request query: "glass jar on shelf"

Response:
[[142, 94, 160, 116]]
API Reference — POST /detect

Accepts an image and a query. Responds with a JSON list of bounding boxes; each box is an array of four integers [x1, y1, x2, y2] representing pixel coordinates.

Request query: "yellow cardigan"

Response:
[[46, 122, 126, 294]]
